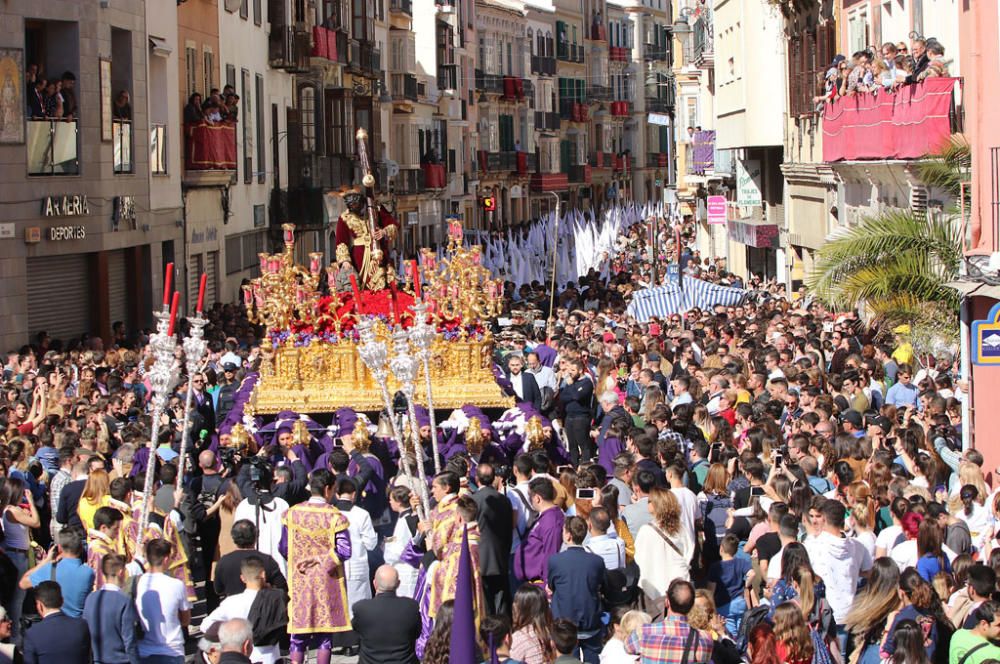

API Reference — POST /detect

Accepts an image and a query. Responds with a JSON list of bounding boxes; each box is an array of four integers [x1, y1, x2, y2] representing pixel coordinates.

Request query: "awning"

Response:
[[728, 218, 780, 249], [148, 36, 172, 58], [946, 280, 1000, 300]]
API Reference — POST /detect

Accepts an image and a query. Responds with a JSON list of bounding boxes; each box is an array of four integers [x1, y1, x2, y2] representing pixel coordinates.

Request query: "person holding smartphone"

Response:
[[0, 477, 41, 647]]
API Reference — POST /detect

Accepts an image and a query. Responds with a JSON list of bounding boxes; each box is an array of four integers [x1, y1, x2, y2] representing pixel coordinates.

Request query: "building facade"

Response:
[[0, 0, 185, 350]]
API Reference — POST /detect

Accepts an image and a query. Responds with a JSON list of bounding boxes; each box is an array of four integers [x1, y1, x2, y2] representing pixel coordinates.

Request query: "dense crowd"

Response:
[[0, 211, 983, 664]]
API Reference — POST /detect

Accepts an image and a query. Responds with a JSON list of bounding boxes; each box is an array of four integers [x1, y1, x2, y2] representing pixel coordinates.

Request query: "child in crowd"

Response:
[[707, 533, 755, 635]]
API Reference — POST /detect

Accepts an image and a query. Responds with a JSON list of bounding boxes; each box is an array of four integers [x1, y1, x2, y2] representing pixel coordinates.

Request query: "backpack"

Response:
[[736, 605, 771, 652]]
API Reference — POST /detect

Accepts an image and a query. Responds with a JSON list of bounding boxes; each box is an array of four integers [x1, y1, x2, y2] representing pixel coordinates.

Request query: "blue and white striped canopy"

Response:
[[626, 278, 747, 322]]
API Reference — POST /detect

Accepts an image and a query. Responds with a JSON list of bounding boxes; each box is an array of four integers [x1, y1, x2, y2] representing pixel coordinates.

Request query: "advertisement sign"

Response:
[[707, 195, 727, 225], [728, 219, 779, 249], [736, 159, 763, 207], [973, 302, 1000, 365]]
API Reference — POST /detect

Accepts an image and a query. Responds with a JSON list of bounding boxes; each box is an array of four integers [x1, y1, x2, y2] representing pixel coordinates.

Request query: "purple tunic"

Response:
[[513, 506, 565, 583], [597, 435, 625, 476]]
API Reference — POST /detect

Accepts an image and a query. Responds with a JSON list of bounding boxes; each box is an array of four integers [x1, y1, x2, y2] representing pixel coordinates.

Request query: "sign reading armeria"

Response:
[[49, 225, 86, 241], [42, 195, 90, 217]]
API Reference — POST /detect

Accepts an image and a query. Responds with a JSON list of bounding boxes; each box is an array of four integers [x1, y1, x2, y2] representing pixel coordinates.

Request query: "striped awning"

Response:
[[626, 277, 747, 322]]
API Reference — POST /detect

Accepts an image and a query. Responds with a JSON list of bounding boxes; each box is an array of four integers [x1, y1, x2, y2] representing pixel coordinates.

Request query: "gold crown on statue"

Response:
[[335, 243, 351, 264]]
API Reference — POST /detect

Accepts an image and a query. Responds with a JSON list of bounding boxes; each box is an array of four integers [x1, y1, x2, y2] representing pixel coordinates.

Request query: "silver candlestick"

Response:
[[136, 307, 179, 554], [388, 328, 433, 516], [357, 318, 428, 521], [176, 313, 209, 486], [408, 301, 441, 474]]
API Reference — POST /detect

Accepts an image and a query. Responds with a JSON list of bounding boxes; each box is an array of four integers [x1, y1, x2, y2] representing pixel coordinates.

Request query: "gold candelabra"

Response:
[[421, 222, 505, 324], [242, 223, 334, 335]]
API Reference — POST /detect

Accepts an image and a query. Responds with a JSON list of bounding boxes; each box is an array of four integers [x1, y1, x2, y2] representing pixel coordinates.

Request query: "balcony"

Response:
[[557, 43, 585, 63], [269, 26, 310, 72], [499, 151, 518, 171], [348, 41, 380, 77], [609, 46, 629, 63], [390, 73, 418, 101], [613, 153, 630, 172], [394, 168, 425, 195], [112, 120, 133, 174], [474, 69, 503, 94], [610, 100, 631, 117], [648, 153, 669, 168], [299, 154, 356, 190], [821, 78, 961, 162], [589, 151, 613, 169], [587, 84, 611, 101], [27, 119, 79, 176], [646, 97, 673, 114], [421, 162, 446, 189], [389, 0, 412, 15], [535, 110, 560, 131], [559, 99, 588, 122], [311, 26, 347, 64], [644, 44, 668, 62], [516, 152, 537, 175], [590, 20, 607, 41], [530, 172, 569, 192], [693, 11, 714, 66], [569, 164, 591, 184], [531, 55, 557, 76], [183, 121, 236, 184], [437, 64, 458, 91]]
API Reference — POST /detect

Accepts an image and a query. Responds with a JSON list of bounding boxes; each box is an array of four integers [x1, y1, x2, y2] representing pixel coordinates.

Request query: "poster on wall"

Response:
[[0, 48, 25, 144], [100, 58, 112, 142], [736, 158, 762, 207], [972, 302, 1000, 366]]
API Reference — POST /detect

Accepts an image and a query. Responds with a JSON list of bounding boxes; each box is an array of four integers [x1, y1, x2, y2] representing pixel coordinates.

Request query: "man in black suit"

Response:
[[471, 463, 514, 616], [547, 517, 607, 664], [507, 354, 542, 411], [189, 373, 216, 434], [23, 581, 90, 664], [352, 565, 421, 664]]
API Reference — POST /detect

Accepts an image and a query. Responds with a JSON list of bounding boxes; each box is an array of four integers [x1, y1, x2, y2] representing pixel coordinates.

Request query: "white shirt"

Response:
[[343, 503, 378, 578], [600, 637, 638, 664], [200, 589, 280, 664], [135, 572, 192, 657], [875, 524, 904, 555], [507, 480, 533, 549], [233, 496, 290, 576], [889, 538, 958, 571], [956, 502, 996, 553], [586, 533, 626, 570], [528, 365, 558, 393], [510, 372, 527, 400], [804, 531, 873, 623], [670, 392, 693, 410], [670, 486, 699, 547]]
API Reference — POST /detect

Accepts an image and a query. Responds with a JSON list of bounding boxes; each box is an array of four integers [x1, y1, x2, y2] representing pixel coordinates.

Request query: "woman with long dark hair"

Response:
[[844, 558, 902, 664], [422, 599, 455, 664], [888, 619, 931, 664], [881, 569, 953, 664], [0, 476, 40, 647], [510, 584, 555, 664], [915, 518, 952, 583]]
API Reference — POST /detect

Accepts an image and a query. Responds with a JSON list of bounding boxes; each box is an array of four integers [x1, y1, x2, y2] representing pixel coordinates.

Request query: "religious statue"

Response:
[[330, 243, 359, 294], [333, 189, 397, 291]]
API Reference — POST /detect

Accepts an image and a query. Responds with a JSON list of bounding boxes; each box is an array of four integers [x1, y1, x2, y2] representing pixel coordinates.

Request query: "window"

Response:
[[185, 45, 198, 97], [240, 0, 249, 19], [300, 86, 316, 151], [327, 90, 351, 156], [203, 48, 215, 93], [254, 0, 262, 25], [242, 68, 252, 183], [788, 21, 836, 116], [150, 124, 167, 174], [849, 11, 868, 54], [255, 74, 265, 183], [226, 236, 242, 274], [226, 64, 236, 89], [352, 0, 370, 41]]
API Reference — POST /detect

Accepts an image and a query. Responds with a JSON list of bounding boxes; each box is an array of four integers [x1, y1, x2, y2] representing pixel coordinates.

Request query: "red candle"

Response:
[[389, 282, 400, 325], [349, 274, 363, 313], [196, 273, 207, 313], [410, 260, 421, 300], [167, 292, 180, 337], [163, 263, 173, 306], [242, 285, 252, 307]]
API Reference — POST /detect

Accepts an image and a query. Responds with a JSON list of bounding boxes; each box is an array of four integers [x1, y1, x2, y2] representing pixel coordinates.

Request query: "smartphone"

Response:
[[773, 453, 783, 467], [556, 465, 573, 474], [709, 443, 722, 462], [750, 486, 766, 498], [576, 488, 596, 500]]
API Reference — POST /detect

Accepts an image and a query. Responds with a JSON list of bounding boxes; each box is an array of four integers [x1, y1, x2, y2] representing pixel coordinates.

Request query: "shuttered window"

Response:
[[27, 254, 91, 341], [107, 250, 128, 329]]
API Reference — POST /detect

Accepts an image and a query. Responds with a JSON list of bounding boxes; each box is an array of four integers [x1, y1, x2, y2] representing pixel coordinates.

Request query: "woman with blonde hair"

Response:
[[599, 607, 652, 663], [691, 589, 743, 664], [78, 468, 112, 530], [850, 501, 877, 558], [844, 558, 901, 664], [634, 486, 694, 606]]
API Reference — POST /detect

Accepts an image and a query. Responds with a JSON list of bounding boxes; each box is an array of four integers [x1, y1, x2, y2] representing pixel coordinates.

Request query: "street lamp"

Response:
[[673, 8, 693, 42]]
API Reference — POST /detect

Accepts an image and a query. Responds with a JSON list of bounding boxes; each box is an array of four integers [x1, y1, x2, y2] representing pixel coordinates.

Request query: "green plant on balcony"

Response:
[[808, 137, 970, 346]]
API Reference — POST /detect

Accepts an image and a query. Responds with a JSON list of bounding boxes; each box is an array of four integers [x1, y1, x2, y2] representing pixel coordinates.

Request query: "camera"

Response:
[[248, 456, 273, 490], [219, 446, 240, 473]]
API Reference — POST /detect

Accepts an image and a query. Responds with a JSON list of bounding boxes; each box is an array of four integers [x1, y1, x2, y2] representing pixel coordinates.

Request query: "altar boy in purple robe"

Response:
[[513, 476, 565, 585]]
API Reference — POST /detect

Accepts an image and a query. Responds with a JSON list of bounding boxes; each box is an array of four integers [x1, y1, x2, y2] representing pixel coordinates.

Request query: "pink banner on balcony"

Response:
[[822, 78, 957, 162], [310, 26, 338, 61], [185, 122, 237, 170]]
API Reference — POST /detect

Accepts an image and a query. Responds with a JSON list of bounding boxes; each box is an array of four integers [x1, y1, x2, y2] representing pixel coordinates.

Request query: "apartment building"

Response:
[[0, 0, 185, 349]]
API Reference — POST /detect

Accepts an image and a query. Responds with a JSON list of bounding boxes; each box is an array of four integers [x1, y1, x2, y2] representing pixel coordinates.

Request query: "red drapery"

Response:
[[822, 78, 958, 162], [185, 122, 237, 171]]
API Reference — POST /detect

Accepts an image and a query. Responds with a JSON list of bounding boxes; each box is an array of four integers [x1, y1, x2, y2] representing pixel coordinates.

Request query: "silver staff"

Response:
[[176, 313, 208, 486], [388, 328, 433, 516], [408, 301, 441, 474]]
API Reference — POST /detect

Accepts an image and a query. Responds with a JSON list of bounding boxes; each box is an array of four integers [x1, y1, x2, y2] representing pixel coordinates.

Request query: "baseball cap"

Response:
[[647, 352, 661, 363], [841, 409, 863, 429], [222, 362, 239, 372]]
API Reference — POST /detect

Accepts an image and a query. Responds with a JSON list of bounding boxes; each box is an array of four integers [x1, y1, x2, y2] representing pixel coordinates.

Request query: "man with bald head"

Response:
[[351, 565, 421, 664], [187, 449, 229, 612]]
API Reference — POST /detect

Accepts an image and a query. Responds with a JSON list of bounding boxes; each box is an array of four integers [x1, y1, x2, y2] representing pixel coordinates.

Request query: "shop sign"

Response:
[[736, 159, 762, 207], [707, 195, 727, 225], [728, 218, 779, 249], [42, 195, 90, 217], [648, 113, 671, 126], [973, 302, 1000, 366], [191, 227, 218, 245], [49, 225, 86, 241], [0, 223, 14, 239]]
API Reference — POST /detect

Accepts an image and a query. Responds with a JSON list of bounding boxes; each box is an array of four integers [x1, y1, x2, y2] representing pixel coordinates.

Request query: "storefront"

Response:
[[728, 217, 779, 280]]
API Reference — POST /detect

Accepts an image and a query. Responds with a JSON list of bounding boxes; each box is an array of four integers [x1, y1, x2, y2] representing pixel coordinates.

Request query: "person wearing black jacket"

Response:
[[352, 566, 421, 664], [472, 463, 514, 616], [187, 449, 230, 612], [560, 359, 595, 465], [234, 447, 308, 507]]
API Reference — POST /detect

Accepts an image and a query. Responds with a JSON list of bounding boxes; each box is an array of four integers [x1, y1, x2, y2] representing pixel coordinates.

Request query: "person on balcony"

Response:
[[42, 80, 63, 119], [184, 93, 205, 125], [28, 77, 46, 119], [60, 72, 77, 121], [112, 90, 131, 121], [918, 42, 950, 80]]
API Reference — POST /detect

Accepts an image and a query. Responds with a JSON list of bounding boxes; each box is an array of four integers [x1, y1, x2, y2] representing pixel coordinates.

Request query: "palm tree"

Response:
[[808, 137, 970, 341]]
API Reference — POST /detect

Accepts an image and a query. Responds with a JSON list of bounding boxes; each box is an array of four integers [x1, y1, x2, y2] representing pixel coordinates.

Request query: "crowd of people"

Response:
[[0, 210, 985, 664], [815, 37, 952, 107], [26, 66, 78, 121], [184, 86, 241, 127]]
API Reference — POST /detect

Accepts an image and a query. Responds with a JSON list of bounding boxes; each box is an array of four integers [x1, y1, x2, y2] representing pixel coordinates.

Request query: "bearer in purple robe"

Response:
[[513, 476, 565, 585]]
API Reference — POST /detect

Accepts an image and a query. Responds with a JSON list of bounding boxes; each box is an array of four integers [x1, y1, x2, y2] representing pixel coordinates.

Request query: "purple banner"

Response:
[[691, 130, 715, 174]]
